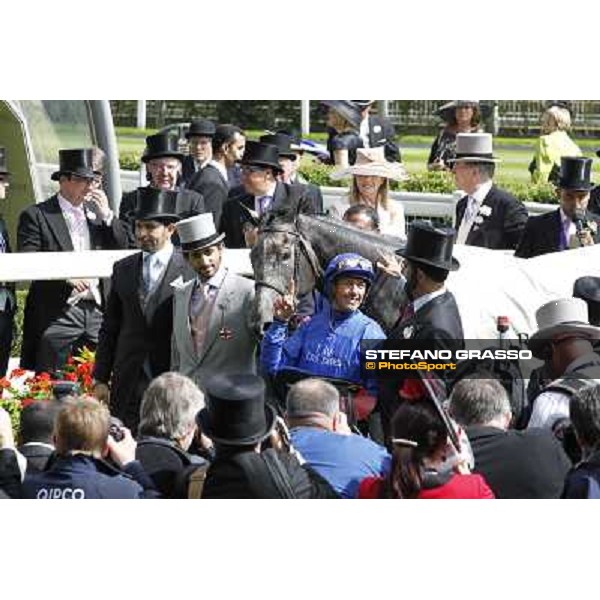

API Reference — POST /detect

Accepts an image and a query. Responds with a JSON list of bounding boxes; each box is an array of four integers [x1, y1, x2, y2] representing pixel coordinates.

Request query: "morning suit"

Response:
[[17, 195, 129, 372], [93, 249, 195, 429], [514, 208, 600, 259], [219, 181, 318, 249], [187, 162, 229, 229], [379, 291, 465, 439], [171, 268, 257, 392], [455, 185, 528, 250], [118, 187, 206, 248], [466, 425, 572, 499], [0, 215, 16, 376], [180, 155, 201, 188]]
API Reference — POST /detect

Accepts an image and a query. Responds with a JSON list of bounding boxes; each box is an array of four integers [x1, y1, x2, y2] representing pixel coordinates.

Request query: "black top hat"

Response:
[[240, 141, 282, 173], [573, 276, 600, 326], [259, 133, 297, 160], [196, 373, 276, 446], [141, 134, 184, 163], [0, 147, 8, 176], [321, 101, 362, 129], [558, 156, 594, 191], [352, 100, 375, 109], [134, 187, 180, 222], [396, 221, 460, 271], [185, 119, 216, 139], [51, 148, 95, 181]]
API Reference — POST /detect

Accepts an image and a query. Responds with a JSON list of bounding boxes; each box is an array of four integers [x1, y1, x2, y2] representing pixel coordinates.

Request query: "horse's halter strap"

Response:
[[254, 223, 323, 297]]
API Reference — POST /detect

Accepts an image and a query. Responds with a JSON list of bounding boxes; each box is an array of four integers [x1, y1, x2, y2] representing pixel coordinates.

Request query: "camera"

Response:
[[108, 417, 125, 442]]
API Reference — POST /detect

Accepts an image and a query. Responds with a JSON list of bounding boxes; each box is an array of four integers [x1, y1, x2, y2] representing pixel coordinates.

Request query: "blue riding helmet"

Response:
[[324, 253, 375, 296]]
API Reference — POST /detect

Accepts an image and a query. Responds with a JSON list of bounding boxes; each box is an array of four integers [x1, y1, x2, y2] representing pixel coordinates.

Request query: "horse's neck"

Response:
[[299, 215, 398, 267]]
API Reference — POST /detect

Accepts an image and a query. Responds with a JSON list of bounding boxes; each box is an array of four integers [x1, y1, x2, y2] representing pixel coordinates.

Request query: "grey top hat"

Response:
[[176, 213, 225, 252], [528, 298, 600, 358], [447, 133, 500, 164]]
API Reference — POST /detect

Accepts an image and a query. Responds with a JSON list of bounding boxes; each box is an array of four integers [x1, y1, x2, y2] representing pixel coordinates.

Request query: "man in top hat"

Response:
[[259, 132, 323, 213], [515, 157, 600, 259], [352, 100, 401, 163], [527, 298, 600, 430], [574, 276, 600, 327], [198, 373, 338, 498], [118, 133, 206, 248], [452, 133, 528, 250], [180, 119, 216, 188], [219, 141, 319, 249], [93, 188, 195, 430], [186, 124, 245, 229], [0, 147, 16, 377], [379, 221, 465, 440], [17, 148, 130, 373], [171, 213, 258, 392]]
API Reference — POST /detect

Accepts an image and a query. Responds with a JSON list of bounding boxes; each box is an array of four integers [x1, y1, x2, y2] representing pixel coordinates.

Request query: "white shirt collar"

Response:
[[58, 193, 85, 215], [413, 287, 446, 313], [470, 179, 493, 205], [143, 241, 174, 266], [199, 266, 228, 289]]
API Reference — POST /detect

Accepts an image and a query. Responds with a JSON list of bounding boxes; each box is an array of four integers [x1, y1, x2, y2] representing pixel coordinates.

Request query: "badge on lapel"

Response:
[[219, 327, 233, 340], [402, 325, 414, 339]]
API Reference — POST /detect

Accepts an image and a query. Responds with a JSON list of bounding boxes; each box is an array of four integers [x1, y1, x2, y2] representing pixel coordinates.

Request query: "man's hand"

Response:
[[86, 189, 112, 222], [577, 227, 595, 247], [334, 411, 352, 436], [106, 427, 137, 467], [67, 279, 91, 294], [272, 279, 296, 323], [376, 251, 403, 278], [0, 407, 15, 449], [93, 382, 110, 405]]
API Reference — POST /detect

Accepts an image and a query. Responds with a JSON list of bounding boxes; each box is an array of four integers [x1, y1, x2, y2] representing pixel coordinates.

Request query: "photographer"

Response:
[[286, 378, 390, 499], [199, 373, 339, 499], [23, 396, 159, 499]]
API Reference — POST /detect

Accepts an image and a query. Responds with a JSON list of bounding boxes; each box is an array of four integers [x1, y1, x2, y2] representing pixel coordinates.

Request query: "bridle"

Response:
[[253, 218, 323, 297]]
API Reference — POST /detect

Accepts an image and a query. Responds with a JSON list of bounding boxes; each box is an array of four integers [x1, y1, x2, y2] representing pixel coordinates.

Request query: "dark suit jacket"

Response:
[[219, 181, 318, 249], [467, 425, 571, 499], [368, 115, 401, 163], [118, 187, 205, 248], [380, 291, 465, 437], [0, 215, 16, 307], [455, 185, 528, 250], [180, 155, 199, 188], [93, 250, 195, 423], [187, 162, 229, 228], [17, 195, 130, 370], [514, 208, 600, 258]]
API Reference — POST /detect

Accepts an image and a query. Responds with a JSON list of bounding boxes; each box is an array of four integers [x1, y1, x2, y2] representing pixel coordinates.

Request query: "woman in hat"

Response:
[[322, 101, 364, 167], [358, 400, 494, 499], [329, 147, 408, 240], [261, 253, 386, 396], [427, 100, 481, 171], [529, 103, 581, 185]]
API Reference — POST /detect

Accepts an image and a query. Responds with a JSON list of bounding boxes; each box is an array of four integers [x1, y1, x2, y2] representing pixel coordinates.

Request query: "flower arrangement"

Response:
[[0, 347, 95, 435]]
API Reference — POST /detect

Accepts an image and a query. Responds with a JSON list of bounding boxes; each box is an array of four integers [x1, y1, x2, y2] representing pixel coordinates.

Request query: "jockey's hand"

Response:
[[67, 279, 91, 293], [376, 251, 403, 277], [93, 382, 110, 405], [273, 279, 296, 323]]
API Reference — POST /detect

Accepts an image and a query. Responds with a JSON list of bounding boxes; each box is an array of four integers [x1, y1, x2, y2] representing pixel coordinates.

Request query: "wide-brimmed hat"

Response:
[[558, 156, 594, 191], [239, 141, 282, 173], [396, 221, 460, 271], [330, 147, 408, 181], [196, 373, 276, 446], [51, 148, 96, 181], [259, 133, 297, 160], [134, 187, 179, 222], [0, 147, 8, 176], [185, 119, 216, 140], [435, 100, 479, 122], [528, 298, 600, 358], [176, 213, 225, 252], [447, 133, 500, 164], [141, 134, 184, 163], [352, 100, 375, 109], [321, 100, 362, 129]]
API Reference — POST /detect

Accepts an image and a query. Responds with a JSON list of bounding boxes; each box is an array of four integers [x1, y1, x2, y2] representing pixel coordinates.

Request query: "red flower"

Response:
[[37, 372, 51, 381], [0, 377, 11, 389], [64, 372, 77, 382], [66, 356, 75, 366], [9, 368, 27, 379]]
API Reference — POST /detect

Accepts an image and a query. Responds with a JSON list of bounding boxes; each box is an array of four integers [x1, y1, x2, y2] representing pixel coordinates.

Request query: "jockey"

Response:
[[260, 253, 386, 394]]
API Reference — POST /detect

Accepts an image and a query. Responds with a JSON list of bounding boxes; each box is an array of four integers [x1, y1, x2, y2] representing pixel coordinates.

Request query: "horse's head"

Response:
[[250, 212, 318, 335]]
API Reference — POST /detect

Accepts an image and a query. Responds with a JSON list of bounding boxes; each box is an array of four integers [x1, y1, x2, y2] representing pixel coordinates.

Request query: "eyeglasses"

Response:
[[335, 257, 372, 271]]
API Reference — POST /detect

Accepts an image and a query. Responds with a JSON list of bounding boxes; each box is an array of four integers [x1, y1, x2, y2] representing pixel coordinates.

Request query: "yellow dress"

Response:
[[531, 130, 582, 184]]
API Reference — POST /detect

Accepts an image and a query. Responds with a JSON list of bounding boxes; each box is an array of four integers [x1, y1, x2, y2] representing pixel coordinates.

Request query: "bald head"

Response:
[[286, 378, 340, 419]]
